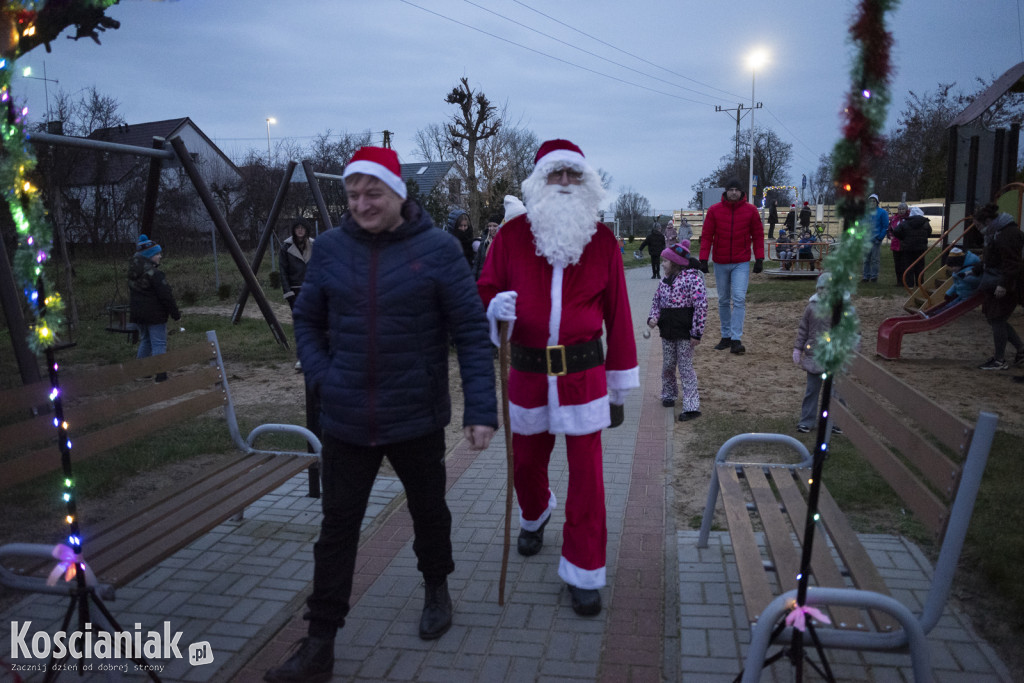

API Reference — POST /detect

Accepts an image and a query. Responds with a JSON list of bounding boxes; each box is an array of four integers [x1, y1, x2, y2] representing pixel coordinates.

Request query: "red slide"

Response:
[[876, 293, 983, 359]]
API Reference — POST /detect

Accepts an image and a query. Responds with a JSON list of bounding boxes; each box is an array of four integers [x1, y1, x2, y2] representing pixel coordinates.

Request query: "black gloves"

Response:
[[753, 259, 764, 274], [699, 259, 709, 273]]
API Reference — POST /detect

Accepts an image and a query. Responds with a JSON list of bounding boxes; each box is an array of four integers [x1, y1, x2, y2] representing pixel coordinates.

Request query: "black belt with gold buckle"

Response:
[[510, 339, 604, 376]]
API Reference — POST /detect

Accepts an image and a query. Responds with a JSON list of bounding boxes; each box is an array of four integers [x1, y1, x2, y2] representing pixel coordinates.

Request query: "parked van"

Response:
[[909, 203, 945, 236]]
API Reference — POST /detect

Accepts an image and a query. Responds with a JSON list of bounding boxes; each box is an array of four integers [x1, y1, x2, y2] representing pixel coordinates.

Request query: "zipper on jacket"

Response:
[[367, 241, 379, 445]]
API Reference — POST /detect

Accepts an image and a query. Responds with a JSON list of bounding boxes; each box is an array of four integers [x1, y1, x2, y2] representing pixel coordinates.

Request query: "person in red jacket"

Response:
[[697, 177, 765, 355]]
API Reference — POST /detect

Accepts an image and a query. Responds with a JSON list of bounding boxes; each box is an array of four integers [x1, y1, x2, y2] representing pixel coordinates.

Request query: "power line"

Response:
[[461, 0, 729, 105], [397, 0, 719, 106], [762, 107, 821, 167], [510, 0, 745, 102]]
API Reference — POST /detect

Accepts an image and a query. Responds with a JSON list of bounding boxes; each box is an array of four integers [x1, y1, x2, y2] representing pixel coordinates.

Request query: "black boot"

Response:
[[567, 584, 602, 616], [517, 516, 549, 556], [419, 579, 453, 640], [263, 636, 334, 683]]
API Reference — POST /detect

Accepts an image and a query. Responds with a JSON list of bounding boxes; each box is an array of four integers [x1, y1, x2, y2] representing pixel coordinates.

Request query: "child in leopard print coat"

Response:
[[646, 240, 708, 421]]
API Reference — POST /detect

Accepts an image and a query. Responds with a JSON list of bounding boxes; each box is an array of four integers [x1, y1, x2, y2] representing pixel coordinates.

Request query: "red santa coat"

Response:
[[478, 215, 639, 435]]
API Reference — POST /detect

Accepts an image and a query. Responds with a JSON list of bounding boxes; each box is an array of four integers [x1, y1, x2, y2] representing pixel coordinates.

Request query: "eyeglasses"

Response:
[[546, 167, 583, 183]]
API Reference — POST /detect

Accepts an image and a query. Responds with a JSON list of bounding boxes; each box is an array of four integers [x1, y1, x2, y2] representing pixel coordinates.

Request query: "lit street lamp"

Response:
[[265, 117, 276, 162], [746, 50, 767, 204]]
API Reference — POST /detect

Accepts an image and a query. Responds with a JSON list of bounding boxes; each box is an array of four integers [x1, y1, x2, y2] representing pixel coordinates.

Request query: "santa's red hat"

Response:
[[343, 146, 406, 199], [534, 139, 587, 170]]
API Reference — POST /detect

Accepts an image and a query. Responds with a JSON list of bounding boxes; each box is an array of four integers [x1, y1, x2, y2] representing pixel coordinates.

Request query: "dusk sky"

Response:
[[11, 0, 1024, 214]]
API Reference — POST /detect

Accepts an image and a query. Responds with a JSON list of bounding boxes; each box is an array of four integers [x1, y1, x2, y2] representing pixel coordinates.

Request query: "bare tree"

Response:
[[613, 188, 652, 239], [806, 153, 835, 205], [444, 77, 501, 231]]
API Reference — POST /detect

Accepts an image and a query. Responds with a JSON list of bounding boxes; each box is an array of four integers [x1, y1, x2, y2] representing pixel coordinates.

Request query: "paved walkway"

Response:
[[0, 267, 1012, 682]]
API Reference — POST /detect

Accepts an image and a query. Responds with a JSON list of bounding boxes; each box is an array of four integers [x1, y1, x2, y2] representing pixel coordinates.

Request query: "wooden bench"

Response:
[[697, 351, 998, 682], [0, 330, 320, 597]]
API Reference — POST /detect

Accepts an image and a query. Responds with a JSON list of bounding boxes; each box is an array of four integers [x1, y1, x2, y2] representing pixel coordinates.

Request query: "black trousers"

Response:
[[306, 429, 453, 636], [651, 255, 662, 277]]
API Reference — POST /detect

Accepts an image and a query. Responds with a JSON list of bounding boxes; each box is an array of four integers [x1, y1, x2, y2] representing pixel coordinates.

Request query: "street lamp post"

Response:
[[747, 50, 767, 205], [265, 117, 276, 163]]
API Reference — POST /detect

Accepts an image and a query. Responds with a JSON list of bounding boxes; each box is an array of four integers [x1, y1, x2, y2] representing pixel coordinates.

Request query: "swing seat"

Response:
[[696, 352, 998, 682]]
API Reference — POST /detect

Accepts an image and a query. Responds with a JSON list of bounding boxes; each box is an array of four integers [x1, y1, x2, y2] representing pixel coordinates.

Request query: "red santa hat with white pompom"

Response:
[[533, 139, 588, 172], [343, 146, 407, 199]]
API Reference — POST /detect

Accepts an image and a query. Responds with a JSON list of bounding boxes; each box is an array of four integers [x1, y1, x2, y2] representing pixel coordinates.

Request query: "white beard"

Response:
[[522, 172, 603, 266]]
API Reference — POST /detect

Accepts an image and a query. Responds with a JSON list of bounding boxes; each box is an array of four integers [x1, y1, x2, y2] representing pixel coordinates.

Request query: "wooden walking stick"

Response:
[[497, 320, 513, 606]]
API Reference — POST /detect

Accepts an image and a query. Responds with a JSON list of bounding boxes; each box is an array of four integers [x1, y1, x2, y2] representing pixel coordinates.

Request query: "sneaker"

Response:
[[730, 340, 746, 355], [979, 357, 1009, 371], [661, 398, 675, 407], [1013, 349, 1024, 367], [678, 410, 701, 421], [294, 360, 303, 372], [832, 425, 844, 435], [796, 425, 811, 433], [713, 337, 731, 351]]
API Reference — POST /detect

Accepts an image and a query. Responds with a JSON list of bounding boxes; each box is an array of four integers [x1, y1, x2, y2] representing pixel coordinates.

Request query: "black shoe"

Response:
[[678, 410, 701, 421], [154, 372, 168, 383], [517, 516, 549, 556], [567, 585, 602, 616], [661, 398, 675, 407], [419, 579, 453, 640], [713, 337, 731, 350], [730, 340, 746, 355], [979, 357, 1009, 371], [264, 636, 334, 683], [796, 424, 811, 433], [1014, 349, 1024, 367]]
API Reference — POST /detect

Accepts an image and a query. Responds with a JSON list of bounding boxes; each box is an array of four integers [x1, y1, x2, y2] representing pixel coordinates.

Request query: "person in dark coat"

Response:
[[267, 147, 497, 682], [799, 201, 812, 230], [892, 206, 930, 287], [127, 235, 180, 378], [767, 199, 779, 238], [445, 208, 476, 267], [974, 203, 1024, 371], [637, 223, 667, 278], [280, 219, 314, 311]]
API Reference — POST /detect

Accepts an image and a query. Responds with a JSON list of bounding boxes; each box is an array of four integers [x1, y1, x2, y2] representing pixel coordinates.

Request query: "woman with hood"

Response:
[[445, 208, 476, 267], [893, 205, 931, 287]]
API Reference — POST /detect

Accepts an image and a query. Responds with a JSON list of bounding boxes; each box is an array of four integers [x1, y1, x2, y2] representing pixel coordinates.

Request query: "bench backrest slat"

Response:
[[60, 342, 217, 395], [0, 340, 222, 488], [834, 371, 960, 498], [0, 367, 222, 456], [847, 354, 972, 454], [832, 401, 949, 537], [1, 390, 225, 488]]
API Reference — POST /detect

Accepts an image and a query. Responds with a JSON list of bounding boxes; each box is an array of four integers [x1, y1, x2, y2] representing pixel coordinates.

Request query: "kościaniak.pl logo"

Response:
[[9, 621, 214, 670]]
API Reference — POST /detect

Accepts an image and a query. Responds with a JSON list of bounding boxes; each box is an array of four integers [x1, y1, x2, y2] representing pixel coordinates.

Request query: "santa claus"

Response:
[[477, 139, 639, 616]]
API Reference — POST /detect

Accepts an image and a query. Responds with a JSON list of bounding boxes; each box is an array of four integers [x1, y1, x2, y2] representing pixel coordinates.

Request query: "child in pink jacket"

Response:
[[647, 241, 708, 421]]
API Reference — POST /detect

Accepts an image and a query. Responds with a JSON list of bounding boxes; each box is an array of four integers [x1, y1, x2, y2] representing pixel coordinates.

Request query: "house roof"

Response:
[[67, 117, 239, 186], [950, 61, 1024, 128], [401, 161, 455, 197]]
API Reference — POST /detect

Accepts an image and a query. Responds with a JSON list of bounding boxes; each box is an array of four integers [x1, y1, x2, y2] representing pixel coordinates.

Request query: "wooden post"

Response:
[[168, 136, 289, 347]]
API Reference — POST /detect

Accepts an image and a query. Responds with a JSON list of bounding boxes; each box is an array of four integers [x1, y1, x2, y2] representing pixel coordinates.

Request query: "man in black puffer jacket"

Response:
[[268, 147, 497, 683]]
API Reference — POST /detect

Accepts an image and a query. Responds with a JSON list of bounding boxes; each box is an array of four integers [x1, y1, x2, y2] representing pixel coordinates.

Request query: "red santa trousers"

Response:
[[513, 430, 606, 589]]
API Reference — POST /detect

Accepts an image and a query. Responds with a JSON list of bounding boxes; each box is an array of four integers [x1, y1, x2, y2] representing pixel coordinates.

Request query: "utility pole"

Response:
[[715, 104, 746, 166], [382, 130, 393, 149]]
